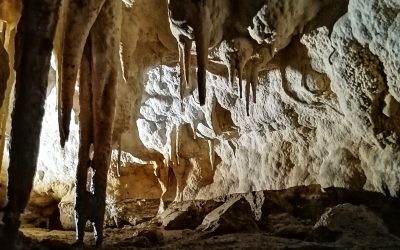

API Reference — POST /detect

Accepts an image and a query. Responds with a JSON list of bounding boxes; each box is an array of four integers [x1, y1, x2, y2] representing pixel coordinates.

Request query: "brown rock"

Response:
[[197, 196, 259, 235], [159, 200, 223, 230]]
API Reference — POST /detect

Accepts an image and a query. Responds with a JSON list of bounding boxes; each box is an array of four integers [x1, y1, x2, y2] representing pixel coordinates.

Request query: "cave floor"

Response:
[[19, 226, 341, 250], [5, 207, 400, 250], [10, 220, 400, 250], [2, 186, 400, 249]]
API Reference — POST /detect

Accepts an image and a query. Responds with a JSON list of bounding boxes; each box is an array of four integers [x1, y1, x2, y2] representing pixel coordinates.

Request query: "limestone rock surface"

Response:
[[0, 0, 399, 231]]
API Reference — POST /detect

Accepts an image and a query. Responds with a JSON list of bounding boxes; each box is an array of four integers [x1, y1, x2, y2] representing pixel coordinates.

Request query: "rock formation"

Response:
[[57, 0, 122, 246], [0, 37, 8, 106], [0, 0, 399, 248], [1, 1, 60, 249], [0, 0, 21, 172]]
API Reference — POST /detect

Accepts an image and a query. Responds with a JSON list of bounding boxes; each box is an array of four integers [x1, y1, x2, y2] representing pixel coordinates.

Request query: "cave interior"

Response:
[[0, 0, 400, 249]]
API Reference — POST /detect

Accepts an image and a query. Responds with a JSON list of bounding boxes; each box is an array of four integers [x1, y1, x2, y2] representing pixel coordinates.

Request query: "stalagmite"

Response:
[[171, 124, 187, 202], [154, 160, 170, 214], [2, 0, 60, 248], [173, 159, 186, 202]]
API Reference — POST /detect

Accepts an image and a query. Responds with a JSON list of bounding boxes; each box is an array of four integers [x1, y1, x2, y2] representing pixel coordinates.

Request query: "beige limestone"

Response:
[[0, 0, 399, 228]]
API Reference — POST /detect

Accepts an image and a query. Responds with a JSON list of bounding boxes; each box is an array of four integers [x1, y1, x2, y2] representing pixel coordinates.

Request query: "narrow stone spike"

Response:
[[245, 72, 251, 116], [208, 139, 215, 170], [178, 43, 185, 101], [194, 13, 210, 106], [229, 59, 236, 87], [183, 38, 192, 89], [170, 124, 178, 166], [251, 67, 259, 104], [238, 62, 243, 99], [176, 124, 180, 166]]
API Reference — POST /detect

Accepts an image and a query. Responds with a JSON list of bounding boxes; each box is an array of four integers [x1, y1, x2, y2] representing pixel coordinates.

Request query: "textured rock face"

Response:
[[0, 0, 399, 229], [310, 203, 400, 246]]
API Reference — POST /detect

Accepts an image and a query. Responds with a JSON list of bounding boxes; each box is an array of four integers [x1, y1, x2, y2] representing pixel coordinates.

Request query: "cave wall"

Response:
[[0, 0, 399, 228]]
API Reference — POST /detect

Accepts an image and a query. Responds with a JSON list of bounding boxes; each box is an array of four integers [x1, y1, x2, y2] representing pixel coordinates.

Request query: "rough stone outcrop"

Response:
[[197, 195, 260, 235], [156, 185, 400, 249], [158, 199, 222, 230], [309, 204, 400, 248]]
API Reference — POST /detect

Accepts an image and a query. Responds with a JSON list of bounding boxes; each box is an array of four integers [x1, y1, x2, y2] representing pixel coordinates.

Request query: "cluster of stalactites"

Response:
[[167, 0, 323, 115]]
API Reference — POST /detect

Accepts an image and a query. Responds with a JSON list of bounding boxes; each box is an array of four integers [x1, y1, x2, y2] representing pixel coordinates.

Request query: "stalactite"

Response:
[[219, 38, 254, 99], [172, 158, 185, 202], [167, 0, 229, 106], [244, 47, 274, 116], [178, 38, 192, 103], [0, 0, 21, 49], [190, 120, 197, 139], [0, 0, 21, 182], [176, 124, 181, 166], [59, 0, 106, 147], [227, 140, 236, 156], [178, 43, 185, 102], [183, 39, 192, 88], [245, 71, 251, 116], [208, 139, 215, 170], [194, 12, 209, 106], [0, 39, 8, 107], [0, 22, 5, 43], [116, 135, 122, 178], [171, 124, 185, 202], [0, 26, 14, 205], [54, 0, 123, 246], [169, 124, 178, 167]]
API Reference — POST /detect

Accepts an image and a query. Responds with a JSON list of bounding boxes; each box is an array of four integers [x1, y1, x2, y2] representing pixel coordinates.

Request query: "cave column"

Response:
[[2, 0, 61, 247]]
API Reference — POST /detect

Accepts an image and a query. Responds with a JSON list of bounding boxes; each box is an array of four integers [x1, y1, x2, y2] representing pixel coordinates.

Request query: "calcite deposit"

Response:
[[0, 0, 399, 248]]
